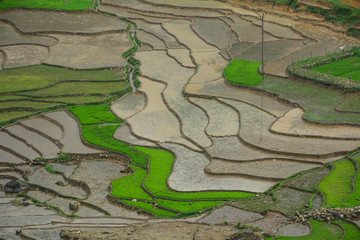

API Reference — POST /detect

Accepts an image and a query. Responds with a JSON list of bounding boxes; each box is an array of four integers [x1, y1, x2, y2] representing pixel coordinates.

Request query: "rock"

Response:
[[4, 180, 26, 193], [56, 181, 65, 186], [69, 201, 80, 211]]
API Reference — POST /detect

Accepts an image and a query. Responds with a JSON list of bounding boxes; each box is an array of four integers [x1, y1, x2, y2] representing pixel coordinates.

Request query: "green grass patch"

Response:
[[120, 199, 178, 217], [44, 163, 58, 174], [156, 199, 224, 213], [24, 81, 128, 97], [42, 95, 109, 104], [336, 94, 360, 112], [80, 125, 148, 166], [0, 95, 29, 102], [0, 65, 124, 93], [344, 158, 360, 207], [309, 57, 360, 81], [0, 100, 63, 110], [111, 164, 152, 201], [334, 220, 360, 240], [136, 146, 255, 200], [258, 76, 360, 125], [277, 219, 343, 239], [318, 160, 356, 207], [224, 59, 263, 86], [68, 104, 122, 124], [0, 111, 34, 124], [0, 0, 93, 11]]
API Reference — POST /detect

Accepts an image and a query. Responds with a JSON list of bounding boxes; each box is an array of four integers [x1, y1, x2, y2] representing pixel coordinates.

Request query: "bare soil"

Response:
[[162, 142, 275, 192], [271, 108, 360, 139], [113, 124, 157, 147], [0, 21, 57, 46], [0, 45, 48, 69], [111, 92, 146, 120], [45, 33, 131, 69], [0, 9, 127, 33]]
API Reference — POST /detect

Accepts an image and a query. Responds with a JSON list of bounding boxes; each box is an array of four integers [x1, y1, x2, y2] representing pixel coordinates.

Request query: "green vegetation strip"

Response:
[[334, 220, 360, 240], [68, 105, 122, 125], [111, 164, 152, 201], [277, 219, 343, 240], [0, 65, 124, 93], [120, 199, 178, 217], [318, 160, 356, 207], [343, 158, 360, 207], [223, 59, 263, 86], [136, 146, 255, 200], [309, 56, 360, 81], [0, 0, 93, 10], [80, 124, 148, 166]]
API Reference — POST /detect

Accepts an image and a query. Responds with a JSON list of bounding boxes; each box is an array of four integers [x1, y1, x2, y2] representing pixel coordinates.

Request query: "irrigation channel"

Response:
[[128, 31, 140, 92]]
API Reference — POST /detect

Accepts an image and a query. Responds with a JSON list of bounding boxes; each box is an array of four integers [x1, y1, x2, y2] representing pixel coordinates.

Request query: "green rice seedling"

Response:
[[111, 164, 152, 201], [277, 219, 343, 239], [68, 104, 122, 125], [224, 59, 263, 86], [318, 160, 356, 207], [120, 199, 178, 217]]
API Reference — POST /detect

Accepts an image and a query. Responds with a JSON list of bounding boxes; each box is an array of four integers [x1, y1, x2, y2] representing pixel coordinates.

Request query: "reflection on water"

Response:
[[339, 0, 360, 8]]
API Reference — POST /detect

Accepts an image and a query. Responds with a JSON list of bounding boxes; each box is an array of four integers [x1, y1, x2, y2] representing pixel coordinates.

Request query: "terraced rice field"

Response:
[[0, 0, 359, 239]]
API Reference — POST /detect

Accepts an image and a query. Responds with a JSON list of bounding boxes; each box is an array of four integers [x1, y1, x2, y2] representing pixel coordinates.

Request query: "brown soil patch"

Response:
[[0, 131, 40, 160], [162, 142, 275, 193], [0, 45, 48, 69], [45, 33, 131, 69], [135, 50, 211, 147], [277, 222, 310, 237], [5, 125, 60, 159], [285, 167, 331, 190], [167, 49, 195, 68], [233, 39, 306, 62], [70, 160, 148, 218], [198, 206, 263, 225], [44, 111, 101, 154], [61, 221, 240, 240], [189, 97, 239, 137], [186, 79, 291, 117], [98, 5, 173, 23], [229, 42, 254, 58], [191, 18, 238, 50], [222, 98, 360, 156], [21, 117, 63, 140], [113, 124, 157, 147], [249, 212, 289, 234], [0, 149, 25, 164], [252, 20, 304, 40], [0, 9, 127, 33], [137, 30, 167, 50], [103, 0, 224, 18], [28, 167, 87, 199], [135, 20, 183, 48], [0, 21, 57, 47], [191, 51, 228, 84], [271, 108, 360, 139], [111, 92, 146, 120], [268, 188, 313, 216], [127, 77, 199, 150], [226, 15, 277, 42], [207, 159, 320, 180], [163, 19, 216, 52]]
